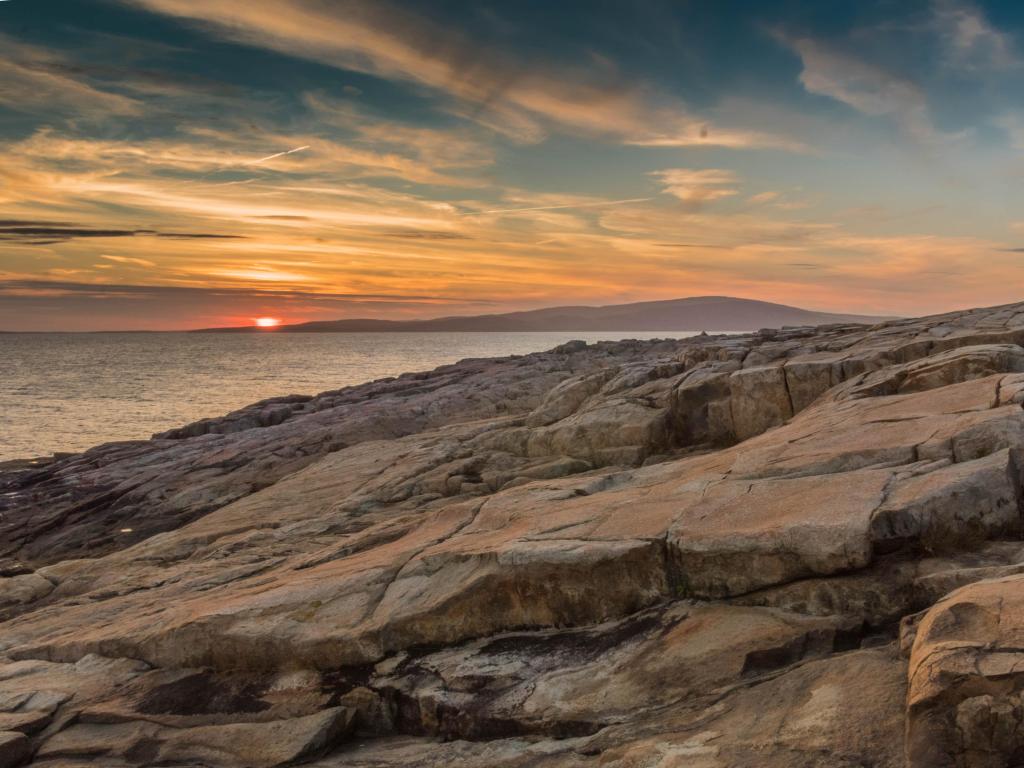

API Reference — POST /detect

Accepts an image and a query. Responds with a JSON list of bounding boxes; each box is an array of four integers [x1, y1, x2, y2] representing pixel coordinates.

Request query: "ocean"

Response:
[[0, 331, 703, 461]]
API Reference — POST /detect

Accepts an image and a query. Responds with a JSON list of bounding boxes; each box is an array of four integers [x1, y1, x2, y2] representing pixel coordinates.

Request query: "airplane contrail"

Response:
[[186, 145, 311, 186], [463, 197, 653, 216], [247, 145, 311, 165], [205, 178, 258, 188]]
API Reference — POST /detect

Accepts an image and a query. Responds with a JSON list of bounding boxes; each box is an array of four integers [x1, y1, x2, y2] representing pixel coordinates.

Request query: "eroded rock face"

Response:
[[8, 302, 1024, 765]]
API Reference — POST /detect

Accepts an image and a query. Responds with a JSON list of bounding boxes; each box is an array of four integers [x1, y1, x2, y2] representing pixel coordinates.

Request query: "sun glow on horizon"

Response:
[[254, 317, 281, 328]]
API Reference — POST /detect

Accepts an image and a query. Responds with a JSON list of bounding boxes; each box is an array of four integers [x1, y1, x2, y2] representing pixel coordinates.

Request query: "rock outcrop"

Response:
[[8, 302, 1024, 765]]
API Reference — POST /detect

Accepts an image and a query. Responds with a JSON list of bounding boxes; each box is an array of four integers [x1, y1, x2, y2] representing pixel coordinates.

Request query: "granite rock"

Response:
[[6, 303, 1024, 765]]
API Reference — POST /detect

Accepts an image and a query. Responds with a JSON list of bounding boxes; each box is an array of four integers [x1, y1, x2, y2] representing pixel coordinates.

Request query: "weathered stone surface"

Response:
[[9, 302, 1024, 765], [0, 574, 53, 614], [36, 706, 352, 766], [906, 574, 1024, 767], [729, 363, 794, 440], [371, 602, 854, 737], [313, 647, 906, 768]]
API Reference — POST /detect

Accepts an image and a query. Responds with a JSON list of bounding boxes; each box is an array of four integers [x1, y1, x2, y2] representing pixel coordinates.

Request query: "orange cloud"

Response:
[[122, 0, 802, 150], [650, 169, 741, 204]]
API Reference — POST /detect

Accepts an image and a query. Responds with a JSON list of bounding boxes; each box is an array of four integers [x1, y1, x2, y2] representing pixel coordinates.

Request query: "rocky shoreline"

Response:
[[6, 305, 1024, 766]]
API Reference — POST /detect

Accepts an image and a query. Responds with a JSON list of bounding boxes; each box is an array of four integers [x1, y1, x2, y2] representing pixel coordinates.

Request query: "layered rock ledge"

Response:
[[8, 303, 1024, 765]]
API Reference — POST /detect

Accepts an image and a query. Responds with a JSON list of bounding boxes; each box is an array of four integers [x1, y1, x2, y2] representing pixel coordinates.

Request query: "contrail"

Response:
[[187, 146, 311, 186], [463, 197, 653, 216], [247, 145, 311, 165], [205, 178, 258, 188]]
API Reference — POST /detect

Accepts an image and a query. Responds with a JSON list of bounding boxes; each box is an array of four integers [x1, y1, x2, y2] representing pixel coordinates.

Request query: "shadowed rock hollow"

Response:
[[8, 303, 1024, 766]]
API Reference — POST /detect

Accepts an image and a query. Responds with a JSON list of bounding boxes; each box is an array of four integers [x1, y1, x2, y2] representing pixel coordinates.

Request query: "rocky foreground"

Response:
[[9, 306, 1024, 766]]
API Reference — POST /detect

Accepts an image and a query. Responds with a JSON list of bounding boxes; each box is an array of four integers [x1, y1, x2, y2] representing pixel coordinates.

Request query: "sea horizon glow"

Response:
[[2, 1, 1024, 330]]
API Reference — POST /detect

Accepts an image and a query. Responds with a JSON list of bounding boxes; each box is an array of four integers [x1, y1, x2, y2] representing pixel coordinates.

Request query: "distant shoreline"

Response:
[[2, 295, 898, 334], [2, 328, 731, 335]]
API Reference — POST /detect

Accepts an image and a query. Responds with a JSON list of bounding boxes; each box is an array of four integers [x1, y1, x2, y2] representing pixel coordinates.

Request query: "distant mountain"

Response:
[[194, 296, 896, 333]]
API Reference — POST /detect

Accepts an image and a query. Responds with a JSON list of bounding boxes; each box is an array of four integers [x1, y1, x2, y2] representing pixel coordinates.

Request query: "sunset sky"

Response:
[[3, 0, 1024, 330]]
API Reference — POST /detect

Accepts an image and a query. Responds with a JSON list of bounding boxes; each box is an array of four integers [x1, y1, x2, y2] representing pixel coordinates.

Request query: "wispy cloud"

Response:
[[625, 126, 810, 152], [650, 169, 740, 205], [101, 254, 157, 267], [122, 0, 800, 151], [779, 34, 938, 141], [0, 280, 485, 304], [0, 219, 242, 245], [932, 0, 1020, 71], [0, 35, 141, 117], [463, 198, 653, 216], [995, 112, 1024, 150], [8, 125, 491, 189]]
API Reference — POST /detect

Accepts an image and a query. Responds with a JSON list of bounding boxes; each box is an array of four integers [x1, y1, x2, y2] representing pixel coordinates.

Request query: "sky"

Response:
[[2, 0, 1024, 330]]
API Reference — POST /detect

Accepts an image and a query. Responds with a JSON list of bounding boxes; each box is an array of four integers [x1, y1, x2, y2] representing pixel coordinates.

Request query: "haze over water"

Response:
[[0, 331, 702, 461]]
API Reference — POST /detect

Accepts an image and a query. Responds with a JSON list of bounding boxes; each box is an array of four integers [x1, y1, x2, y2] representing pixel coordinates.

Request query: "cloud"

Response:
[[932, 0, 1020, 70], [624, 126, 809, 152], [780, 35, 937, 141], [101, 255, 157, 267], [463, 198, 653, 217], [0, 279, 489, 304], [0, 35, 141, 117], [656, 242, 734, 250], [9, 125, 490, 190], [778, 4, 1020, 144], [383, 231, 473, 240], [121, 0, 799, 151], [649, 169, 740, 204], [995, 113, 1024, 150], [0, 220, 242, 244], [0, 279, 493, 304], [301, 93, 496, 175]]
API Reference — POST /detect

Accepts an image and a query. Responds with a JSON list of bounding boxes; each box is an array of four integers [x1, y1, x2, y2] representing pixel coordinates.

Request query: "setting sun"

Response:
[[254, 317, 280, 328]]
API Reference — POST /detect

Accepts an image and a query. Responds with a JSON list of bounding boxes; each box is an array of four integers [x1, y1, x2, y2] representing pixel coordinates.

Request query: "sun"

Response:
[[254, 317, 281, 328]]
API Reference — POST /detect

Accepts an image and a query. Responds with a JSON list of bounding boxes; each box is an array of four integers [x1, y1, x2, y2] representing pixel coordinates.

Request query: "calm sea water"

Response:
[[0, 331, 701, 461]]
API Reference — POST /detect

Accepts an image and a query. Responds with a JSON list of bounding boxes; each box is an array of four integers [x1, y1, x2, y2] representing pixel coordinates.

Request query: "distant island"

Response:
[[195, 296, 895, 333]]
